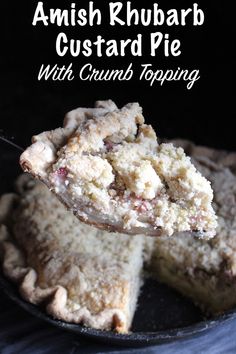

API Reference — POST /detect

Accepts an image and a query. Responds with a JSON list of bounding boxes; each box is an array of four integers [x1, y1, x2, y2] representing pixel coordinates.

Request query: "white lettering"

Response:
[[32, 2, 48, 26]]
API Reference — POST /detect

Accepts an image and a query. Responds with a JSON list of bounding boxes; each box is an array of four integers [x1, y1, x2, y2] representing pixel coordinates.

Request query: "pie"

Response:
[[0, 142, 236, 331], [149, 139, 236, 314], [0, 174, 146, 333], [20, 100, 217, 237]]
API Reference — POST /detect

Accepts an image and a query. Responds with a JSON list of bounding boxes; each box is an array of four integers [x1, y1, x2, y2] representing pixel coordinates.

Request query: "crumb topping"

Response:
[[49, 102, 217, 237]]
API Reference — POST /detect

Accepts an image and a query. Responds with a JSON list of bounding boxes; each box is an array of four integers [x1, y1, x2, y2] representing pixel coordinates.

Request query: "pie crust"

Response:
[[20, 100, 217, 237], [0, 174, 145, 333]]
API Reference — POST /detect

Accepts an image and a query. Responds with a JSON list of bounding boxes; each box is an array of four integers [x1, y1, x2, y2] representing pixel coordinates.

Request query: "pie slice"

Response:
[[149, 141, 236, 314], [0, 175, 145, 333], [20, 100, 217, 237]]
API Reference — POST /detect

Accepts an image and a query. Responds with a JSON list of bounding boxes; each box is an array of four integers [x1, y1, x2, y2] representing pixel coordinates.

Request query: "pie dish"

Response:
[[20, 100, 217, 237], [1, 142, 236, 334]]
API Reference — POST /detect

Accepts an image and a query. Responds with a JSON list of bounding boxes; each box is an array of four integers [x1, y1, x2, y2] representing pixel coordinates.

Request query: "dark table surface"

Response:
[[1, 290, 236, 354]]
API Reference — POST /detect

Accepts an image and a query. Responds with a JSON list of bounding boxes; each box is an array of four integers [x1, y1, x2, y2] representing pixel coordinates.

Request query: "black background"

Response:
[[1, 0, 234, 152]]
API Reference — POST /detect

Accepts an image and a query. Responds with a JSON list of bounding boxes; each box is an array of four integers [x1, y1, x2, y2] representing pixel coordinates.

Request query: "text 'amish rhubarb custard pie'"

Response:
[[20, 100, 217, 237]]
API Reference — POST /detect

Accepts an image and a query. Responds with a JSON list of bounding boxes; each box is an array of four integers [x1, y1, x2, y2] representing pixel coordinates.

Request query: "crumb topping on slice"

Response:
[[47, 101, 217, 237]]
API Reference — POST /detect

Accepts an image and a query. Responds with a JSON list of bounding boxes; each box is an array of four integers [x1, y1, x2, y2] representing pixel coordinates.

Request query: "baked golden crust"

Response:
[[0, 174, 144, 333], [20, 101, 217, 237]]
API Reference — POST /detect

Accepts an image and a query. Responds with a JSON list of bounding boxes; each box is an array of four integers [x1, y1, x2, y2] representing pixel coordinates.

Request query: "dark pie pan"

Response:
[[1, 273, 236, 347], [1, 148, 236, 347]]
